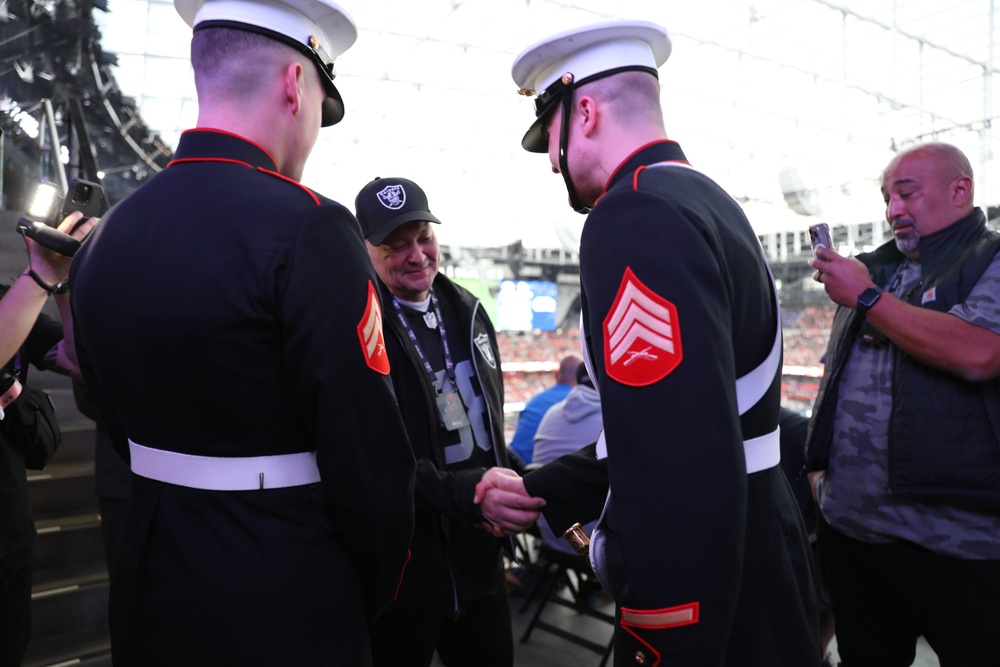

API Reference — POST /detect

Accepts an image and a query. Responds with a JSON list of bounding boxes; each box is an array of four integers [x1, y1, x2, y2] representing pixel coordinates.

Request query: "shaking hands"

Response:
[[473, 467, 546, 538]]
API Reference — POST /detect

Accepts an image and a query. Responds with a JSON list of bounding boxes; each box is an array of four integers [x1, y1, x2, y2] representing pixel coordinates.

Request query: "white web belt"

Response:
[[129, 440, 320, 490]]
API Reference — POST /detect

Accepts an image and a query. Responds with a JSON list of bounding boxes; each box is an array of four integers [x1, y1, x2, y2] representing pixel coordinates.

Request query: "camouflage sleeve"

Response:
[[949, 251, 1000, 334]]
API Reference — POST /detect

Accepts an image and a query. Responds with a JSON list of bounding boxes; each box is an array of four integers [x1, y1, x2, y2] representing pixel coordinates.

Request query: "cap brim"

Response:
[[366, 210, 442, 246], [306, 42, 344, 126], [521, 117, 547, 153], [321, 86, 344, 126], [521, 100, 558, 153]]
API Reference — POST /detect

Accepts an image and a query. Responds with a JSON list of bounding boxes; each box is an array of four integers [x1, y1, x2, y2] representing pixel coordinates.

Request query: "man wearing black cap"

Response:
[[477, 19, 821, 667], [355, 176, 539, 667], [68, 2, 416, 665]]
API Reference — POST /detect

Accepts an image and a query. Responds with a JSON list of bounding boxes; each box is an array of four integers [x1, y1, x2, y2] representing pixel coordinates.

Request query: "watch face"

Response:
[[858, 287, 883, 319]]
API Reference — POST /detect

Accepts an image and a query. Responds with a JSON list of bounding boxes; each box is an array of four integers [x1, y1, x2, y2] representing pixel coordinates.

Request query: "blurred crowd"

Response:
[[782, 305, 836, 368], [499, 329, 584, 404], [498, 303, 836, 422]]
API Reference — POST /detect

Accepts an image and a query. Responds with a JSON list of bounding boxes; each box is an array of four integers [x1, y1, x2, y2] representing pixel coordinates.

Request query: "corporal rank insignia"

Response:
[[603, 267, 682, 386], [474, 332, 497, 369], [357, 281, 390, 375]]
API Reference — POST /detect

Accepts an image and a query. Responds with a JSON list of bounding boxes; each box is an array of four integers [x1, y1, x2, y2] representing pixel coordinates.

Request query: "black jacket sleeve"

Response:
[[523, 442, 608, 536]]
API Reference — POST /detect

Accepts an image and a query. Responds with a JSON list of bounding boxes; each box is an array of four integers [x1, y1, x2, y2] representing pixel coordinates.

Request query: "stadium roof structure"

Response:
[[4, 0, 999, 252]]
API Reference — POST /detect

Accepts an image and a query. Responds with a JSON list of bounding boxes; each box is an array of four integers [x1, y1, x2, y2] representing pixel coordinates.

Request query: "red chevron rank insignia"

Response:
[[603, 267, 682, 386], [357, 281, 390, 375]]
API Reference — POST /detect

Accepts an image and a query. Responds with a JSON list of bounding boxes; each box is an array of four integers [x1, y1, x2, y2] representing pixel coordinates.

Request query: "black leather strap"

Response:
[[23, 269, 69, 295]]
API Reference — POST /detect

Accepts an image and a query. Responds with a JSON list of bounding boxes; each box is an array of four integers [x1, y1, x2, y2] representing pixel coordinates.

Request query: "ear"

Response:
[[283, 62, 305, 116], [577, 95, 599, 138], [951, 175, 973, 207]]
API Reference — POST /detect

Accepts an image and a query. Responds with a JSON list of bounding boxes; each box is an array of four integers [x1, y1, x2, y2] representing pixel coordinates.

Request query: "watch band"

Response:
[[23, 269, 69, 295], [856, 286, 883, 320]]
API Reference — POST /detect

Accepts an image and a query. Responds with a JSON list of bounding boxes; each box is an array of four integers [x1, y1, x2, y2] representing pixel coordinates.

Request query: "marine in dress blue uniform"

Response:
[[69, 2, 415, 665], [511, 21, 821, 667]]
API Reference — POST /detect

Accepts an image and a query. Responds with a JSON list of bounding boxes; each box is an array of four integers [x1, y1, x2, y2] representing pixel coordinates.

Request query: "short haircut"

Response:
[[576, 70, 664, 130], [191, 27, 304, 102]]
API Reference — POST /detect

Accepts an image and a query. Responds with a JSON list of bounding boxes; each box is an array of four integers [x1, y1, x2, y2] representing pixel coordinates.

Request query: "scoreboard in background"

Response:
[[497, 280, 558, 332]]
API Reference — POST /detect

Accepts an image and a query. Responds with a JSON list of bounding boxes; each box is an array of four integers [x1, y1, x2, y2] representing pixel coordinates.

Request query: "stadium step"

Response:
[[19, 373, 111, 666]]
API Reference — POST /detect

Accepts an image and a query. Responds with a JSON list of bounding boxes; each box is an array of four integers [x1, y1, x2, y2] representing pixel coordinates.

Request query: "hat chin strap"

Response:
[[559, 90, 591, 215], [550, 66, 659, 214]]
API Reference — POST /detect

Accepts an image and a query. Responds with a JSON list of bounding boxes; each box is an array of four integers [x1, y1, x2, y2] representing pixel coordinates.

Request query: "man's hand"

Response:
[[809, 246, 875, 310], [473, 467, 546, 537]]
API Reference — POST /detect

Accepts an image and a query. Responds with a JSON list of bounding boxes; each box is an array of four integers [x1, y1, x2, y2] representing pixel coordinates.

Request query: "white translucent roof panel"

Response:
[[93, 0, 1000, 248]]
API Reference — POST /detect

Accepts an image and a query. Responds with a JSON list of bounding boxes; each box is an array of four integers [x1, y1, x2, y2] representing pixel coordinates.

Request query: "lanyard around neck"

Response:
[[391, 289, 456, 391]]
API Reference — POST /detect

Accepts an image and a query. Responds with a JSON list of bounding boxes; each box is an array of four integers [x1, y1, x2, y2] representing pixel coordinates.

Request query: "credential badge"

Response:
[[377, 185, 406, 210], [474, 332, 497, 369]]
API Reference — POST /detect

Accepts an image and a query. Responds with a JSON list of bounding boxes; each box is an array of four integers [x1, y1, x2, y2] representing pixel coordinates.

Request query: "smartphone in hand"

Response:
[[809, 223, 831, 255], [16, 179, 104, 256]]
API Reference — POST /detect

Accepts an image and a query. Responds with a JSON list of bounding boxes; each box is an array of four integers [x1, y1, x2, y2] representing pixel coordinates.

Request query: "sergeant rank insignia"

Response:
[[357, 281, 391, 375], [603, 267, 682, 386]]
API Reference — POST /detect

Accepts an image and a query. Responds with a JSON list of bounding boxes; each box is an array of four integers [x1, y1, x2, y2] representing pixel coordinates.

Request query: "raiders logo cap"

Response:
[[355, 177, 442, 246], [512, 20, 672, 152], [175, 0, 357, 126]]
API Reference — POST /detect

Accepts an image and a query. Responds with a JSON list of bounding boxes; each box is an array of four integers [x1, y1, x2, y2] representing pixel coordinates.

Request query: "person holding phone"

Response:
[[0, 208, 97, 667], [805, 141, 1000, 666], [16, 179, 104, 258]]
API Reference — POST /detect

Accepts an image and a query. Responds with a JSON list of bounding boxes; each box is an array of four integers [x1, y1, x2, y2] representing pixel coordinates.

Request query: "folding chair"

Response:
[[519, 541, 615, 667]]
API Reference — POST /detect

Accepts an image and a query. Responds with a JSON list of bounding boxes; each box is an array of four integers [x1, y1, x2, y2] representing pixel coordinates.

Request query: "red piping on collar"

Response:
[[167, 160, 321, 207], [179, 127, 280, 166], [632, 161, 690, 190], [257, 168, 321, 206], [167, 157, 252, 169], [633, 166, 647, 190], [597, 139, 687, 204]]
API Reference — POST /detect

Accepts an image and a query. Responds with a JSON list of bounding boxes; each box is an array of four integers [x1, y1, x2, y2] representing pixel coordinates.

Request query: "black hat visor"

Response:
[[366, 210, 442, 247]]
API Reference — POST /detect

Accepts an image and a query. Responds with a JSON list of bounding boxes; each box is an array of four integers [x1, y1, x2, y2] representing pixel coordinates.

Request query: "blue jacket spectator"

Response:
[[508, 354, 580, 463]]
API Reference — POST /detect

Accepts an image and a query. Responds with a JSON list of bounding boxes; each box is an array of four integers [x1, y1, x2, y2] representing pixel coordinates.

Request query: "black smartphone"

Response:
[[15, 178, 103, 257], [61, 179, 105, 223], [809, 223, 831, 253]]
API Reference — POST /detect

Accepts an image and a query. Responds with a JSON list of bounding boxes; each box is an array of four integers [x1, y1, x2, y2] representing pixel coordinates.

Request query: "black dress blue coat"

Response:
[[525, 141, 820, 667], [70, 129, 416, 667]]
